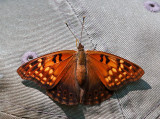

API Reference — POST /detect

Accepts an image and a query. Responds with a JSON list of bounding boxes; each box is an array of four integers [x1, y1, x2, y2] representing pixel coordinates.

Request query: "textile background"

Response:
[[0, 0, 159, 119]]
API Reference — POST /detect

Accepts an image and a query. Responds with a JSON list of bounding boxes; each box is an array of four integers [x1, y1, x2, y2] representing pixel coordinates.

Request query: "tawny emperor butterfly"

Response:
[[17, 17, 144, 105]]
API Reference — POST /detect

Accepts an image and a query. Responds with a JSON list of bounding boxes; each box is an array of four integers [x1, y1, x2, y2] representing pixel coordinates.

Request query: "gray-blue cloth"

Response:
[[0, 0, 159, 119]]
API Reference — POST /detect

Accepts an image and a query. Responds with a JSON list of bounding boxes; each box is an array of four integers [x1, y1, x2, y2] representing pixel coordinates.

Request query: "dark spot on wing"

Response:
[[24, 66, 29, 71], [124, 61, 131, 67], [31, 60, 38, 66], [105, 55, 110, 64], [52, 55, 57, 63], [59, 54, 62, 61], [32, 65, 38, 71], [124, 66, 129, 72], [116, 59, 120, 67], [100, 54, 103, 62]]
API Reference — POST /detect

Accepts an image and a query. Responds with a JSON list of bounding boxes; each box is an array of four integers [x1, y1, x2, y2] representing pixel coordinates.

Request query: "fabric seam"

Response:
[[65, 0, 95, 49], [115, 93, 126, 119], [65, 0, 125, 118]]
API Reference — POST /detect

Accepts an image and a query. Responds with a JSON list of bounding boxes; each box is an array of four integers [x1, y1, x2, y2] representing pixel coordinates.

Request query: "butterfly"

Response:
[[17, 17, 144, 105]]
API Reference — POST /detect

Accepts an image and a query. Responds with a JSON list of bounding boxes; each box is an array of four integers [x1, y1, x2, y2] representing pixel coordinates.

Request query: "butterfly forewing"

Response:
[[86, 50, 144, 91], [17, 50, 76, 89]]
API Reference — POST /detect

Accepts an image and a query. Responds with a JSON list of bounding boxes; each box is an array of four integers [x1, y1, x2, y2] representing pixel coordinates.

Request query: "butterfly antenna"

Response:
[[65, 22, 79, 48], [80, 16, 85, 41]]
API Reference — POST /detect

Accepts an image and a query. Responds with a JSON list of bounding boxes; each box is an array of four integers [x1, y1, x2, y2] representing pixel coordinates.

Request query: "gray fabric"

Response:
[[0, 0, 159, 119], [0, 112, 21, 119]]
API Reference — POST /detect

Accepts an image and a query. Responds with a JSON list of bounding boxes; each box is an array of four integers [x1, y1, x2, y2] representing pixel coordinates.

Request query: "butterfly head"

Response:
[[78, 43, 84, 51], [66, 16, 86, 52]]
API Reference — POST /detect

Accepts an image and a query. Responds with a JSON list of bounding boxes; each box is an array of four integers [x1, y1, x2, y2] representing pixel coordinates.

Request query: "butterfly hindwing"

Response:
[[86, 50, 144, 91], [81, 56, 114, 105], [17, 50, 76, 89], [47, 56, 81, 105]]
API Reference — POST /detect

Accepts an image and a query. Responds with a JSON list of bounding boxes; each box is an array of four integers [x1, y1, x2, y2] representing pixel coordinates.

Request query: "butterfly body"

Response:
[[76, 43, 86, 87], [17, 43, 144, 105]]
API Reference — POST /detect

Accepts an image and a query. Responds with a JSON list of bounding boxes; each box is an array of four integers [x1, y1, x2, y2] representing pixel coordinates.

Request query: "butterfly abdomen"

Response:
[[76, 50, 87, 86]]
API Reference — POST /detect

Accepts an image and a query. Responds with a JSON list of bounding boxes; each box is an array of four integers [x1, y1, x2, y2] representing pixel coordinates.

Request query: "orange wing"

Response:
[[46, 56, 81, 105], [86, 50, 144, 91], [17, 50, 77, 89], [82, 58, 114, 105]]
